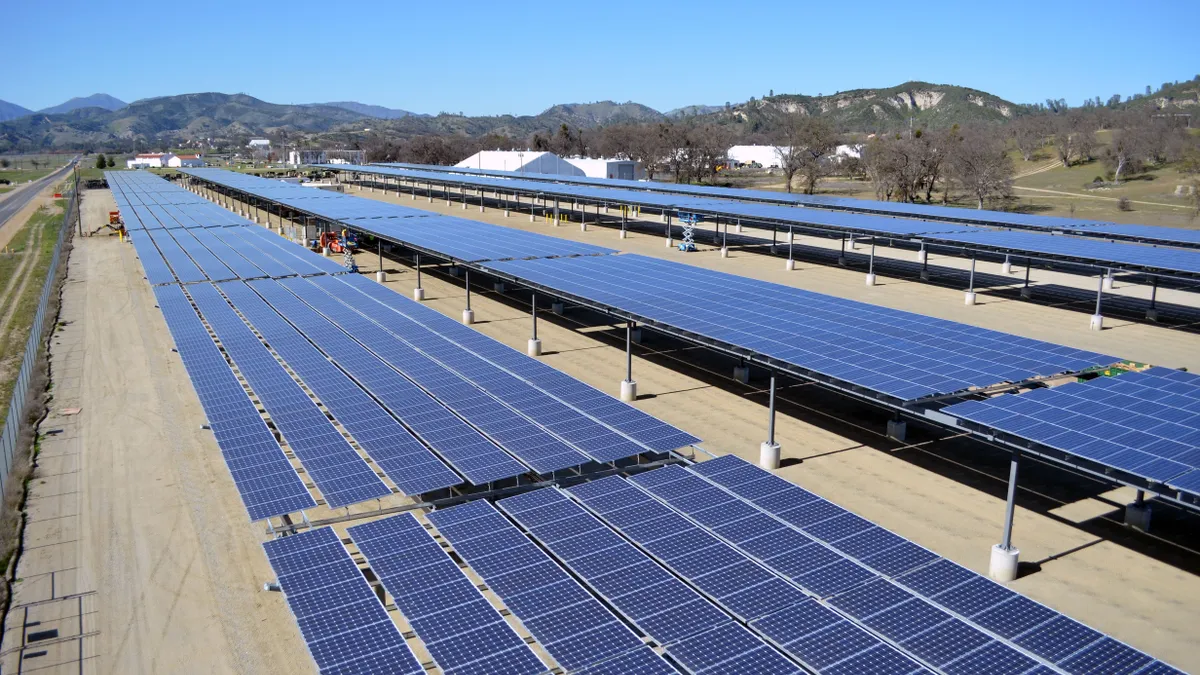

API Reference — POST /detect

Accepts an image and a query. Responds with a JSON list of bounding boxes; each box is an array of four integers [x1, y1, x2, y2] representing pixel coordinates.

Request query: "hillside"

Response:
[[0, 99, 33, 123], [40, 93, 126, 114], [312, 101, 421, 119]]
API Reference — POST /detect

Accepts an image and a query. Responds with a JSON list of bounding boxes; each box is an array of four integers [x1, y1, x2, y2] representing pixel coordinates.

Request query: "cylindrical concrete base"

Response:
[[1020, 287, 1033, 299], [462, 309, 475, 325], [461, 201, 467, 210], [527, 338, 542, 357], [965, 292, 977, 306], [529, 213, 535, 222], [620, 379, 637, 402], [322, 247, 332, 257], [504, 209, 510, 217], [733, 366, 750, 384], [1103, 277, 1114, 291], [759, 442, 781, 470], [989, 545, 1019, 582], [1001, 262, 1012, 275], [920, 270, 931, 281], [494, 282, 506, 293], [413, 288, 426, 301], [1090, 314, 1104, 331], [735, 224, 743, 233], [886, 419, 907, 442], [837, 256, 847, 267], [865, 273, 876, 286], [917, 250, 927, 263], [720, 247, 729, 258], [552, 301, 565, 315], [1146, 308, 1159, 322], [619, 230, 627, 239], [580, 223, 588, 232], [665, 238, 673, 247], [630, 328, 643, 344], [376, 270, 387, 283], [1125, 503, 1152, 531], [785, 259, 795, 271]]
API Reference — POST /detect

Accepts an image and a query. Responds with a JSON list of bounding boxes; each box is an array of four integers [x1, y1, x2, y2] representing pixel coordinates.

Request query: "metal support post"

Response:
[[1021, 259, 1032, 299], [760, 375, 780, 469], [376, 240, 385, 282], [865, 239, 877, 286], [965, 255, 977, 305], [1147, 277, 1159, 321], [463, 270, 474, 324], [786, 225, 795, 270], [1090, 273, 1104, 330], [528, 293, 541, 356], [620, 321, 637, 402], [989, 450, 1021, 582], [413, 252, 424, 301]]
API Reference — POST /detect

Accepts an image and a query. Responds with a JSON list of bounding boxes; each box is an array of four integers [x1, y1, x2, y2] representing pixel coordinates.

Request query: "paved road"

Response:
[[0, 161, 76, 229]]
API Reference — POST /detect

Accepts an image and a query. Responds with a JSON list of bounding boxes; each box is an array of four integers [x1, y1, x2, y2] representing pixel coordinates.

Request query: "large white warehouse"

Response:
[[457, 151, 642, 180]]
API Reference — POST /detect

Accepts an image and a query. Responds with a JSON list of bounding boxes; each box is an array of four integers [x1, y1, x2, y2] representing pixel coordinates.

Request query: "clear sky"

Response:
[[4, 0, 1197, 115]]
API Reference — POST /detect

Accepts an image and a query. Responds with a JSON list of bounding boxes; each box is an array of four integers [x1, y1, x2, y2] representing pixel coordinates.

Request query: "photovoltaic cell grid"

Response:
[[427, 500, 677, 673], [245, 279, 532, 485], [346, 514, 549, 675], [495, 488, 805, 674], [484, 254, 1117, 402], [262, 527, 424, 675], [186, 283, 392, 508], [181, 167, 618, 262], [275, 276, 602, 475], [323, 273, 699, 455], [933, 230, 1200, 275], [944, 367, 1200, 491], [152, 285, 314, 520], [375, 162, 1200, 249], [216, 281, 463, 495], [686, 454, 1181, 675], [142, 227, 207, 283], [562, 476, 930, 674]]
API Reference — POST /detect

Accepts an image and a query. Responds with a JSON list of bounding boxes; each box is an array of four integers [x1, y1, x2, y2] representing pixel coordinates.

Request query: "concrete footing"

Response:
[[735, 224, 743, 233], [733, 365, 750, 384], [322, 246, 331, 257], [376, 270, 387, 283], [580, 223, 588, 232], [462, 309, 475, 325], [1125, 502, 1152, 531], [527, 338, 542, 357], [620, 379, 638, 402], [1020, 287, 1033, 299], [493, 282, 506, 293], [865, 273, 876, 286], [920, 270, 930, 281], [665, 237, 673, 247], [837, 256, 847, 267], [551, 301, 565, 315], [1103, 276, 1115, 291], [504, 209, 510, 217], [1146, 308, 1158, 321], [630, 328, 643, 344], [1002, 261, 1013, 274], [447, 266, 460, 277], [989, 545, 1019, 582], [413, 288, 425, 301], [965, 291, 977, 306], [886, 419, 907, 442], [917, 250, 927, 264], [759, 442, 781, 470], [1090, 314, 1104, 331], [619, 230, 627, 239], [785, 259, 795, 271], [720, 247, 729, 258], [529, 212, 535, 222]]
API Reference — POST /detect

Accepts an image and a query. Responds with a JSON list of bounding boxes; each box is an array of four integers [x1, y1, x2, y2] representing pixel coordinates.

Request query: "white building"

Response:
[[167, 154, 204, 168], [247, 139, 271, 148], [834, 144, 863, 161], [126, 153, 174, 169], [727, 145, 784, 169], [287, 149, 365, 166], [456, 150, 642, 180]]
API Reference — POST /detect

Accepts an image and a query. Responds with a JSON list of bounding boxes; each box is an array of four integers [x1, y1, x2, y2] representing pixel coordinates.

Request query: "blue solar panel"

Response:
[[217, 281, 462, 495], [160, 228, 238, 281], [933, 229, 1200, 275], [144, 228, 207, 282], [428, 500, 667, 672], [188, 227, 271, 279], [186, 283, 391, 508], [345, 514, 546, 675], [153, 285, 314, 520], [484, 254, 1117, 402], [244, 278, 530, 485], [130, 232, 176, 285], [334, 273, 700, 453], [945, 367, 1200, 486], [261, 527, 424, 675]]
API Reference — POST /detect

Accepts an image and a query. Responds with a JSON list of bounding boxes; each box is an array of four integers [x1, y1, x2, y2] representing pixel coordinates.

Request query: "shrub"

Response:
[[1117, 197, 1132, 211]]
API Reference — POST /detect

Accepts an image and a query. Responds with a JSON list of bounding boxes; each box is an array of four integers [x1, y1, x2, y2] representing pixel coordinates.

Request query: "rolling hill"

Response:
[[39, 93, 126, 114], [0, 99, 33, 123], [312, 101, 422, 119]]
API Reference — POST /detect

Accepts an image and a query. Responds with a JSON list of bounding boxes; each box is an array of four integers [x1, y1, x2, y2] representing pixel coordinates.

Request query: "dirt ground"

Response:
[[0, 190, 308, 674]]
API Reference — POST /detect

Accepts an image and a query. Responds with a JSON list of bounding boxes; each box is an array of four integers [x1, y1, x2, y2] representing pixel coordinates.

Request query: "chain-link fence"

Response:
[[0, 184, 75, 496]]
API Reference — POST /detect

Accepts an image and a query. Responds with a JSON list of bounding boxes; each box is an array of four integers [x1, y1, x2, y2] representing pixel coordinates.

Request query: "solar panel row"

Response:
[[944, 367, 1200, 495], [186, 283, 392, 508], [153, 285, 314, 520], [426, 500, 678, 673], [262, 527, 425, 675], [347, 515, 549, 675], [484, 254, 1117, 402]]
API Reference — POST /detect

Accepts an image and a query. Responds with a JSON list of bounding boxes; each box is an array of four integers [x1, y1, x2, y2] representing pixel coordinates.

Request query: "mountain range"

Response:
[[0, 78, 1195, 154]]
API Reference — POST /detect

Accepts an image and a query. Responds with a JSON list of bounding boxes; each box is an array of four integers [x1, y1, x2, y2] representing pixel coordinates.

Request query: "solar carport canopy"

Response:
[[483, 254, 1117, 403], [377, 161, 1200, 249]]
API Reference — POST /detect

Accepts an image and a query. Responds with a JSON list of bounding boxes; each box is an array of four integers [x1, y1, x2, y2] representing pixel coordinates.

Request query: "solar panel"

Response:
[[484, 254, 1116, 402], [345, 514, 547, 675], [944, 367, 1200, 488], [245, 278, 532, 485], [261, 527, 424, 675], [216, 281, 462, 495], [153, 285, 314, 520], [144, 227, 207, 283], [130, 231, 176, 285], [427, 500, 675, 672], [186, 283, 392, 508], [933, 229, 1200, 275]]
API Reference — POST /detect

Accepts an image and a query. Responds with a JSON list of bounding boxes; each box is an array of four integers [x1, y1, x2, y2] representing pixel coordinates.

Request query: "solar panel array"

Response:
[[262, 527, 425, 675], [217, 281, 463, 495], [153, 285, 315, 521], [180, 168, 618, 262], [375, 161, 1200, 249], [485, 254, 1116, 402], [347, 514, 549, 675], [932, 230, 1200, 275], [186, 283, 393, 508], [944, 367, 1200, 498], [426, 500, 678, 673]]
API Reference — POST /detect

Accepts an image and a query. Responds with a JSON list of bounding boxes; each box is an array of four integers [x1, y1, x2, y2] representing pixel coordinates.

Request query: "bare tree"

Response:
[[775, 114, 838, 194], [947, 127, 1014, 209], [1010, 116, 1048, 161], [1104, 115, 1146, 184]]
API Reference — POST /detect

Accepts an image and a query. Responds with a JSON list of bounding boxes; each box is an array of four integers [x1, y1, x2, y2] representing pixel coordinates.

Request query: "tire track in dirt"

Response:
[[0, 218, 45, 336]]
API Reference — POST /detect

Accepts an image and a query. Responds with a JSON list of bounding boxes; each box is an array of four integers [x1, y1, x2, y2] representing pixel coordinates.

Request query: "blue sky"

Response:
[[4, 0, 1197, 115]]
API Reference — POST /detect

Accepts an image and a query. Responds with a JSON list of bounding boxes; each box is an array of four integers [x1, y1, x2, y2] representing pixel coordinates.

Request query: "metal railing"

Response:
[[0, 184, 75, 495]]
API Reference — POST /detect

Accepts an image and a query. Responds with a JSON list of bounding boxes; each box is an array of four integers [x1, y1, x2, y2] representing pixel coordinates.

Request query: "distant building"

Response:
[[456, 150, 642, 179], [126, 153, 173, 169], [834, 144, 863, 161], [287, 149, 365, 166], [727, 145, 784, 169], [167, 154, 204, 168], [247, 139, 271, 148]]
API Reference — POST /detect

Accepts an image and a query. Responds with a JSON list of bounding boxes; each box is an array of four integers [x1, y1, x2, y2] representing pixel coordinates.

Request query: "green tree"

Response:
[[0, 158, 9, 168], [95, 154, 107, 170], [106, 156, 115, 167]]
